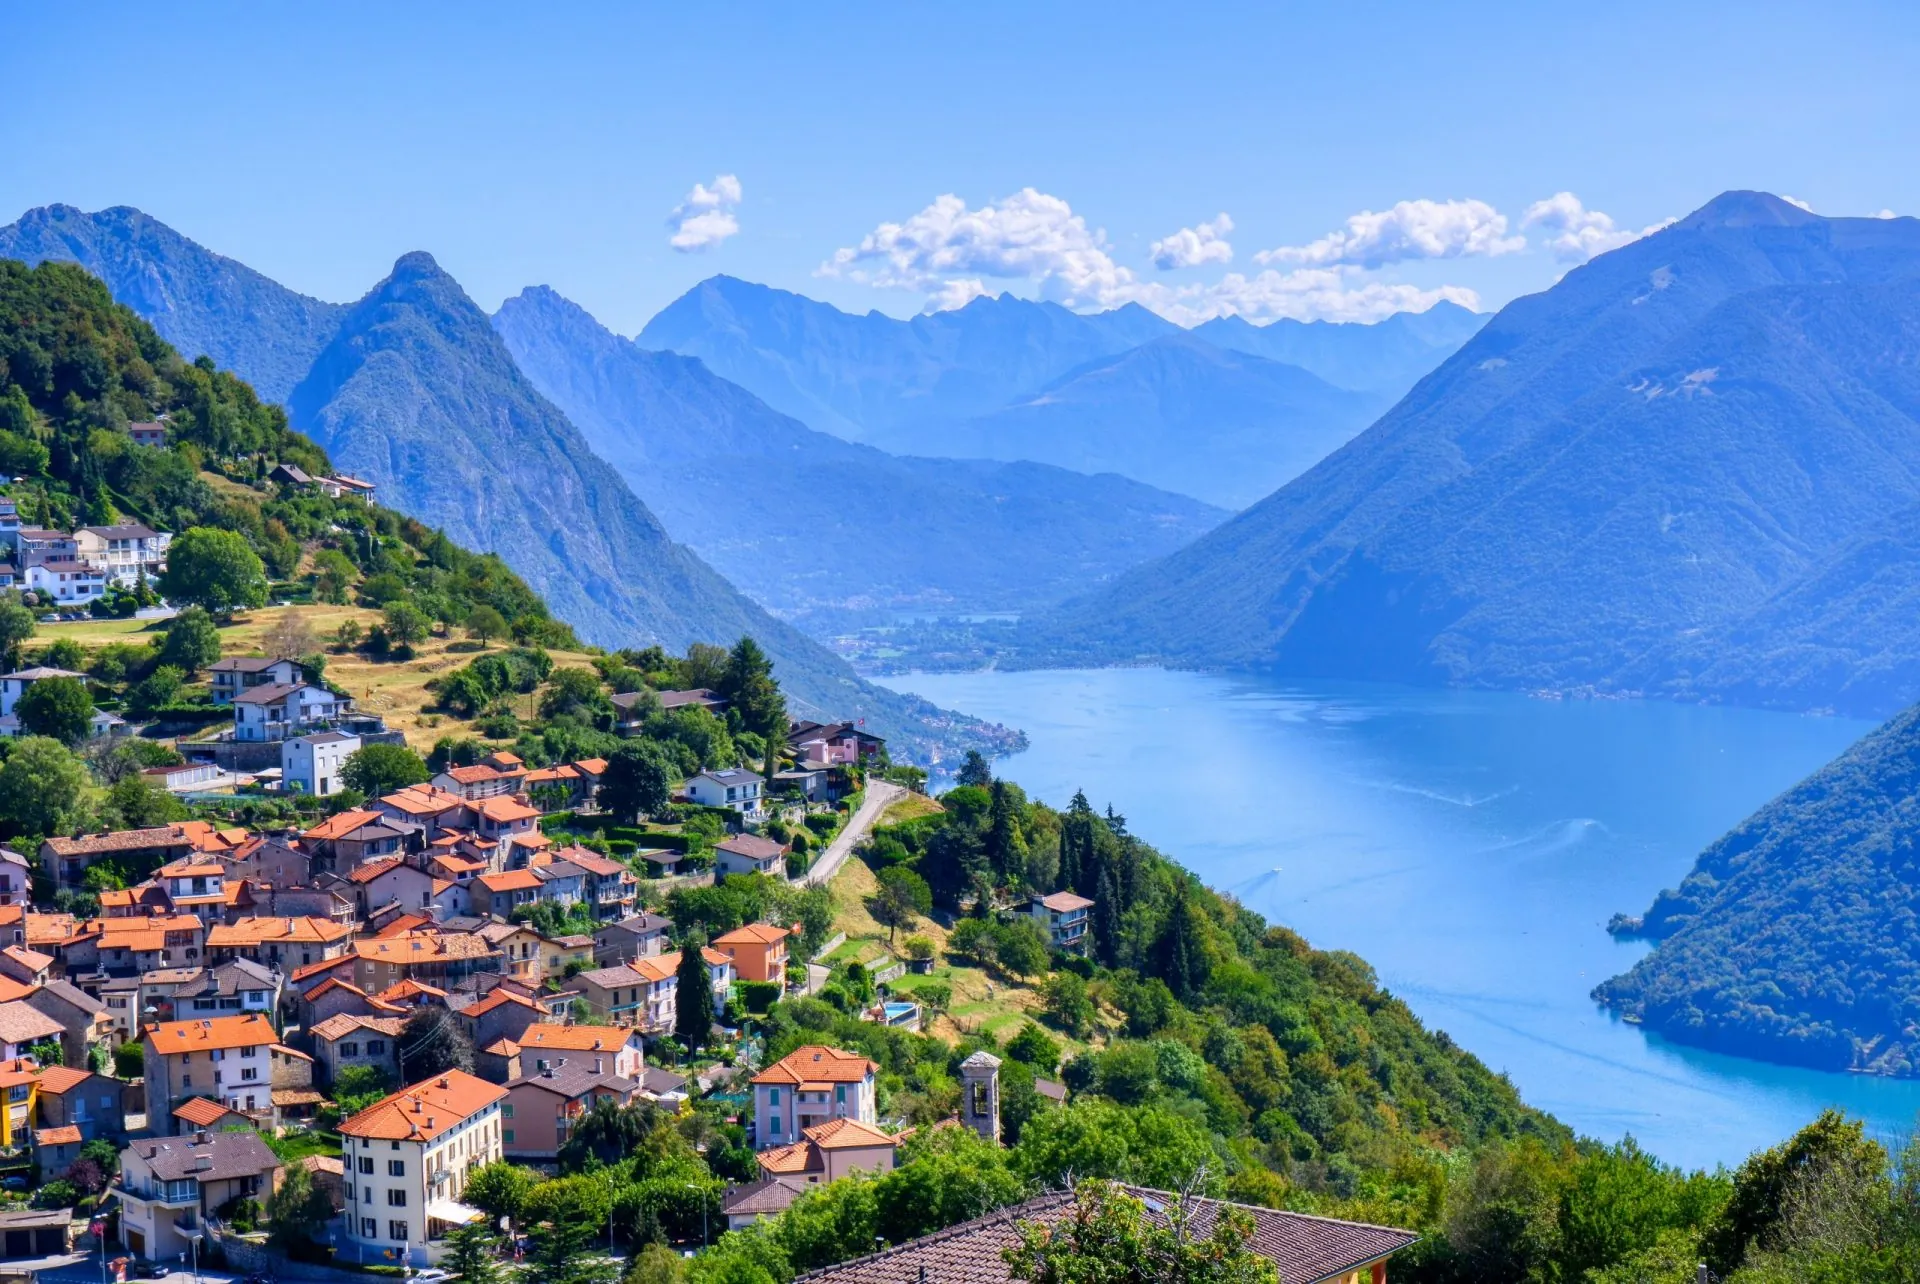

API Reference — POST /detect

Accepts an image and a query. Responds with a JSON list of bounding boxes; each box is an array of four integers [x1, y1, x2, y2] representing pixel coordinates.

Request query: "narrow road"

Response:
[[802, 780, 904, 887]]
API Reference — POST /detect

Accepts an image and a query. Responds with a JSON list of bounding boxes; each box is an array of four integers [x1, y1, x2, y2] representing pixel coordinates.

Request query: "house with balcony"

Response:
[[337, 1070, 505, 1267], [555, 847, 636, 921], [751, 1046, 878, 1151], [73, 524, 170, 588], [209, 657, 305, 705], [0, 666, 86, 721], [141, 1013, 277, 1132], [713, 922, 795, 984], [430, 754, 527, 801], [232, 683, 350, 743], [592, 911, 671, 966], [499, 1063, 641, 1162], [164, 960, 281, 1025], [1024, 891, 1094, 956], [206, 915, 352, 970], [512, 1024, 646, 1077], [785, 722, 886, 767], [61, 914, 207, 978], [21, 560, 106, 606], [686, 768, 765, 820], [116, 1128, 282, 1261]]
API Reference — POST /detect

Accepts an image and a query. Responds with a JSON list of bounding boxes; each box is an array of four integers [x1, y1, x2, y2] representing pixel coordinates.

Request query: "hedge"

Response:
[[142, 704, 230, 724]]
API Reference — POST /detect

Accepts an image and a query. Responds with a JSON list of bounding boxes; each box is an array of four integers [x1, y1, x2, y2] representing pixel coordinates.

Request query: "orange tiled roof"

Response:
[[291, 957, 354, 984], [379, 785, 468, 817], [207, 916, 351, 947], [0, 946, 51, 972], [33, 1125, 82, 1147], [805, 1117, 899, 1150], [463, 989, 544, 1018], [347, 856, 406, 884], [575, 758, 607, 775], [155, 860, 227, 879], [714, 922, 796, 947], [146, 1013, 275, 1055], [477, 869, 541, 893], [33, 1066, 94, 1095], [338, 1069, 506, 1142], [752, 1045, 877, 1087], [173, 1097, 241, 1127], [516, 1024, 636, 1054], [351, 933, 496, 962], [303, 809, 384, 842], [755, 1138, 816, 1174], [375, 913, 435, 938], [376, 980, 446, 1003], [478, 797, 538, 824]]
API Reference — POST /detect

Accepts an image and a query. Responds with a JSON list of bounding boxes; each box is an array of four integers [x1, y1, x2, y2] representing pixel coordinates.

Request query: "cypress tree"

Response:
[[1092, 861, 1123, 968], [676, 937, 717, 1053], [1151, 887, 1211, 1001]]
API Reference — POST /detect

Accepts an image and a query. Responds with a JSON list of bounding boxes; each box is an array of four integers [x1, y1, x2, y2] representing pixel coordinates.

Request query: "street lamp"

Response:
[[683, 1184, 707, 1250]]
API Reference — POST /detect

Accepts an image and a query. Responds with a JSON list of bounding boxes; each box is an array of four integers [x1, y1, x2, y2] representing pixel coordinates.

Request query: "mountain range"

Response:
[[1594, 700, 1920, 1075], [0, 207, 1011, 759], [1018, 192, 1920, 720], [491, 286, 1225, 616], [636, 276, 1479, 505]]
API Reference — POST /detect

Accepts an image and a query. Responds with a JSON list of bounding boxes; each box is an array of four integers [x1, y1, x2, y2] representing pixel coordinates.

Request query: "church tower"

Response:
[[960, 1050, 1001, 1144]]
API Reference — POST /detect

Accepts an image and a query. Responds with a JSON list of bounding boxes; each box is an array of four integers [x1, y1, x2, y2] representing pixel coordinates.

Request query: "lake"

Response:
[[879, 666, 1920, 1172]]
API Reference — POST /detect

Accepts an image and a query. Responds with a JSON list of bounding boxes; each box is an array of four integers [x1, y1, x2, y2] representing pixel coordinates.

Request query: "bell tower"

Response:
[[959, 1050, 1001, 1144]]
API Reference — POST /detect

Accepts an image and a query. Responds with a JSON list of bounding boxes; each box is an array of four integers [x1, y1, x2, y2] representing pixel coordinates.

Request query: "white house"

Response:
[[714, 834, 786, 878], [283, 731, 360, 796], [338, 1070, 505, 1267], [21, 560, 105, 605], [750, 1046, 879, 1149], [687, 768, 765, 820], [1025, 891, 1094, 955], [0, 666, 85, 717], [141, 1013, 278, 1131], [73, 524, 170, 587], [232, 682, 349, 742]]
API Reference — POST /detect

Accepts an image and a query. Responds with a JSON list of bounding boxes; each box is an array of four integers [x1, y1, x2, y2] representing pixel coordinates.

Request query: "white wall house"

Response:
[[232, 683, 349, 742], [210, 657, 304, 705], [338, 1070, 507, 1268], [0, 666, 85, 717], [22, 561, 106, 605], [687, 768, 765, 819], [750, 1046, 878, 1149], [283, 731, 360, 796], [72, 524, 170, 587]]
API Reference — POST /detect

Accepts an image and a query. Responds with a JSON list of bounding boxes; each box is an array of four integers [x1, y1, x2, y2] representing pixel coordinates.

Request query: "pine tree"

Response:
[[675, 937, 717, 1053], [1092, 861, 1123, 968], [1060, 790, 1096, 893], [1151, 887, 1211, 1001], [956, 749, 993, 788], [986, 779, 1030, 884]]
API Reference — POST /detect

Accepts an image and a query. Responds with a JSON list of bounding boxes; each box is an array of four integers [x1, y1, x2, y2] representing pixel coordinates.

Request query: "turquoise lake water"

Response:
[[879, 667, 1920, 1172]]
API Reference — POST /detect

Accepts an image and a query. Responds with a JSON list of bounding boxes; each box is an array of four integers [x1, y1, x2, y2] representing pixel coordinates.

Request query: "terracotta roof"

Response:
[[173, 1097, 244, 1127], [805, 1117, 900, 1150], [478, 797, 539, 824], [575, 758, 607, 775], [309, 1013, 407, 1043], [33, 1066, 93, 1095], [350, 933, 496, 962], [443, 764, 518, 785], [478, 869, 542, 893], [347, 856, 406, 884], [0, 946, 51, 972], [755, 1138, 819, 1175], [270, 1043, 313, 1061], [338, 1069, 506, 1142], [33, 1125, 82, 1147], [303, 809, 384, 842], [378, 785, 469, 816], [1037, 891, 1095, 912], [752, 1046, 877, 1087], [376, 980, 446, 1003], [463, 989, 544, 1018], [555, 846, 628, 877], [146, 1013, 276, 1055], [790, 1186, 1419, 1284], [291, 957, 354, 984], [156, 860, 227, 879], [208, 916, 351, 946], [516, 1025, 638, 1054], [714, 922, 796, 948]]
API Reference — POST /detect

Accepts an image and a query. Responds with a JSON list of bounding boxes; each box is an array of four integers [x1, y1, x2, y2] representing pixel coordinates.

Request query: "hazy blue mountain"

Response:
[[636, 276, 1178, 440], [1594, 701, 1920, 1074], [903, 334, 1388, 508], [493, 286, 1225, 621], [1193, 301, 1487, 394], [0, 203, 345, 402], [282, 252, 1007, 759], [1019, 193, 1920, 719]]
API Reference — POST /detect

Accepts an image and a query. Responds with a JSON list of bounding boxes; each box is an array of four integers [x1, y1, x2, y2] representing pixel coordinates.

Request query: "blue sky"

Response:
[[5, 2, 1918, 333]]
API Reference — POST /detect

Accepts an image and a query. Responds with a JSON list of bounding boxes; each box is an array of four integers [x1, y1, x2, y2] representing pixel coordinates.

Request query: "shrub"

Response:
[[740, 980, 782, 1014]]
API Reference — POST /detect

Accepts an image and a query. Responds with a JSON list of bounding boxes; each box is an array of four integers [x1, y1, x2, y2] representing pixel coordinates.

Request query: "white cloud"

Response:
[[820, 188, 1137, 309], [1877, 208, 1898, 219], [1782, 195, 1815, 212], [668, 174, 743, 252], [1256, 198, 1524, 269], [826, 188, 1485, 323], [1149, 214, 1234, 270], [1520, 192, 1673, 263]]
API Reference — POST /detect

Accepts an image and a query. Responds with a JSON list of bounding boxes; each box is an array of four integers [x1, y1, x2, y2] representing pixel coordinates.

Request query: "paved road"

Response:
[[801, 780, 904, 887]]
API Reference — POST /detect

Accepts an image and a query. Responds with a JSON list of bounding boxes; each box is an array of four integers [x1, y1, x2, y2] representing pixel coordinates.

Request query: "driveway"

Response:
[[801, 780, 904, 887]]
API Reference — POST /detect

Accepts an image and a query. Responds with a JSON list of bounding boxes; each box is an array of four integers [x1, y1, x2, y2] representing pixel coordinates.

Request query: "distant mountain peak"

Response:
[[1677, 190, 1823, 231], [389, 249, 447, 281]]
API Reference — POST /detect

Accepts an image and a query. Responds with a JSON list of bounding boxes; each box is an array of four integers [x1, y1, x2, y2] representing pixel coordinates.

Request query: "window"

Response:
[[388, 1160, 405, 1177], [367, 1040, 386, 1055], [770, 1116, 782, 1135], [358, 1157, 374, 1175], [768, 1087, 779, 1105], [361, 1217, 376, 1238], [836, 1085, 846, 1104], [388, 1221, 409, 1243], [341, 1042, 359, 1057], [387, 1189, 406, 1207], [502, 1129, 515, 1144], [363, 1187, 373, 1205], [501, 1104, 513, 1119], [241, 1067, 258, 1081]]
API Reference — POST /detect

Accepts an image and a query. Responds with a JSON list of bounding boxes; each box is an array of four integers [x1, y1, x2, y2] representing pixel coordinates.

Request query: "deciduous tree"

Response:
[[341, 743, 429, 797], [18, 676, 92, 745], [158, 526, 267, 616]]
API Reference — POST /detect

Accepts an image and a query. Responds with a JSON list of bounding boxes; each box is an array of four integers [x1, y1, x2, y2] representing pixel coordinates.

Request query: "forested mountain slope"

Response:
[[916, 334, 1386, 508], [1020, 193, 1920, 719], [1595, 702, 1920, 1074], [0, 203, 345, 403], [281, 253, 993, 757], [492, 286, 1225, 617]]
